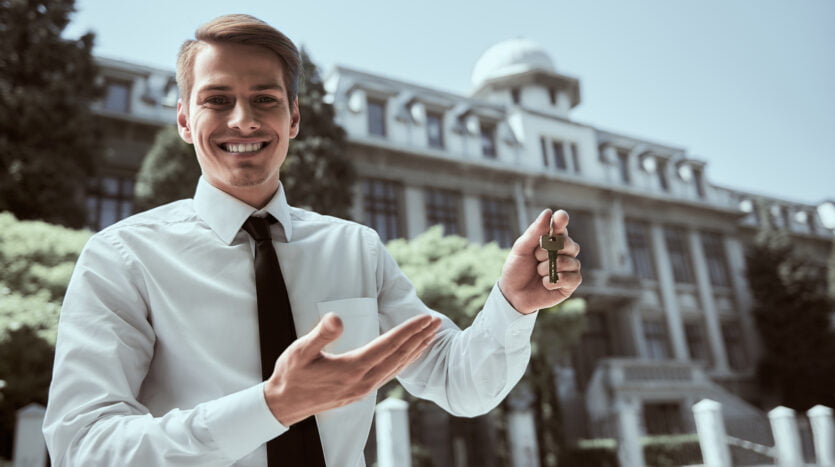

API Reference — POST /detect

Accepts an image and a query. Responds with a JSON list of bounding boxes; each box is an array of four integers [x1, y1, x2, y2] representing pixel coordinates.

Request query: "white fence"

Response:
[[693, 399, 835, 467]]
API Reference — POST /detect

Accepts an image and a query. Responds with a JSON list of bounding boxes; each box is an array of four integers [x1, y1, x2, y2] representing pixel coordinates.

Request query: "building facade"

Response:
[[90, 41, 833, 465]]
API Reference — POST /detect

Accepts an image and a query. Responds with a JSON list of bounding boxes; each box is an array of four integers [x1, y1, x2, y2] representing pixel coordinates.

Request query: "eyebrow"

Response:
[[196, 82, 286, 94]]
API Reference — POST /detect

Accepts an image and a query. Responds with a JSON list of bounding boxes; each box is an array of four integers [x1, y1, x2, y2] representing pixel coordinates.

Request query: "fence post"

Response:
[[616, 400, 645, 467], [769, 406, 804, 467], [13, 403, 47, 467], [808, 405, 835, 466], [375, 397, 411, 467], [507, 403, 539, 467], [692, 399, 731, 467]]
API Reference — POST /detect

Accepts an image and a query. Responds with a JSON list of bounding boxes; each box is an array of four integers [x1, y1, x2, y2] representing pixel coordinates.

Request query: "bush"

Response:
[[558, 439, 618, 467], [642, 434, 702, 467]]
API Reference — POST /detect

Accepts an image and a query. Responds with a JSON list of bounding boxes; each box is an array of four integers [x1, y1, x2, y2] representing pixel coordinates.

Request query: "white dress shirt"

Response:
[[43, 177, 537, 466]]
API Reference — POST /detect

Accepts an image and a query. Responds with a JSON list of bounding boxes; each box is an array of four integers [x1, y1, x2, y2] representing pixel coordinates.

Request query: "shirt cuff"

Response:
[[483, 283, 538, 351], [201, 382, 288, 461]]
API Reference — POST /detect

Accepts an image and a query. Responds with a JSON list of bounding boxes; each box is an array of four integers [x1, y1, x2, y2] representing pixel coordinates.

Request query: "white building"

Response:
[[89, 40, 834, 465]]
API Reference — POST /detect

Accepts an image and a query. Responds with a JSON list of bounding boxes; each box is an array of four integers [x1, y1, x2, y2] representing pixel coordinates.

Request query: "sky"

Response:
[[64, 0, 835, 210]]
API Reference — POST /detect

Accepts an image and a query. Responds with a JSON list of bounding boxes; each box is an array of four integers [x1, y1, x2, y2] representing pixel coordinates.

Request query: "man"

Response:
[[43, 14, 582, 467]]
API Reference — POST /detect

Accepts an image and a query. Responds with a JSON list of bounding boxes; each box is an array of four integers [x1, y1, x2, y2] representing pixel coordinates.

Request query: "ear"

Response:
[[289, 98, 300, 139], [177, 99, 193, 144]]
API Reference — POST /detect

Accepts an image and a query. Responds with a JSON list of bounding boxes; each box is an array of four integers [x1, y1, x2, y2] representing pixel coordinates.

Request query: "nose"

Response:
[[228, 101, 260, 133]]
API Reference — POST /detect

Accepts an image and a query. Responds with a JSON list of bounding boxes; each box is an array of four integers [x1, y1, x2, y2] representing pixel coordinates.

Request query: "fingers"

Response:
[[536, 255, 581, 276], [350, 314, 440, 368], [365, 321, 439, 386], [298, 312, 344, 359], [511, 209, 552, 254], [534, 235, 580, 260], [550, 210, 569, 236], [541, 271, 583, 290]]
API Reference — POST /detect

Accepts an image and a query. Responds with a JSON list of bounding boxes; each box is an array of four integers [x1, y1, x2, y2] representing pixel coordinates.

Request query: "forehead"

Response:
[[191, 42, 286, 91]]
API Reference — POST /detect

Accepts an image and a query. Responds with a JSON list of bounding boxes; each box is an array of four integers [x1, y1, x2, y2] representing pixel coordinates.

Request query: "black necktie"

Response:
[[242, 216, 326, 467]]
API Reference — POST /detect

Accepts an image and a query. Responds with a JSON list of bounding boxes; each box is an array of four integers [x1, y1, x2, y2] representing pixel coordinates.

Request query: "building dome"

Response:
[[471, 38, 556, 89]]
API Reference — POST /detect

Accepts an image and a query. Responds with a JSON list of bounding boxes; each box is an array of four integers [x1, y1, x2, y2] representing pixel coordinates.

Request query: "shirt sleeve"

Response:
[[42, 232, 286, 466], [372, 234, 538, 417]]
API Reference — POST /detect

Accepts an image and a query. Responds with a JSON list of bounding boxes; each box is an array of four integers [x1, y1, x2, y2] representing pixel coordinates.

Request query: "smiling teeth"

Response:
[[224, 143, 263, 153]]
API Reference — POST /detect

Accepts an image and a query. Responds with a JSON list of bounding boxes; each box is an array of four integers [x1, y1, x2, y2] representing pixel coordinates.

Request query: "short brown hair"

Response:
[[176, 14, 301, 104]]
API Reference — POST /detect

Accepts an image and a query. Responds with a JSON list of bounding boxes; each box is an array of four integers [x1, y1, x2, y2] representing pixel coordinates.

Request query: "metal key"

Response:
[[540, 233, 565, 283]]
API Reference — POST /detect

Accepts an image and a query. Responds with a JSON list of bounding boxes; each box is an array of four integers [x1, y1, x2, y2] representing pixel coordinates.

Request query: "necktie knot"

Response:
[[242, 216, 273, 242]]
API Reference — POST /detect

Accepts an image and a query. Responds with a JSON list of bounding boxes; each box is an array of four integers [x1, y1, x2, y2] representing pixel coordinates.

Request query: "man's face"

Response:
[[177, 42, 299, 204]]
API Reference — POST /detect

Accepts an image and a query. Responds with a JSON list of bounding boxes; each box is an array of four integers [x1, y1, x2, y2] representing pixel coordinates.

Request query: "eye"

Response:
[[256, 95, 277, 103], [204, 96, 230, 106]]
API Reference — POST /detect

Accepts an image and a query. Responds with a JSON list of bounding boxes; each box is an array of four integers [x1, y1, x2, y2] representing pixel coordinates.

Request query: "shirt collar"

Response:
[[193, 177, 294, 245]]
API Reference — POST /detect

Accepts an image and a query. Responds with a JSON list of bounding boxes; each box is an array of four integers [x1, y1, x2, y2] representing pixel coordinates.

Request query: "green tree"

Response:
[[0, 0, 101, 228], [133, 126, 199, 212], [746, 231, 835, 410], [386, 226, 586, 467], [134, 49, 355, 218], [0, 212, 90, 459]]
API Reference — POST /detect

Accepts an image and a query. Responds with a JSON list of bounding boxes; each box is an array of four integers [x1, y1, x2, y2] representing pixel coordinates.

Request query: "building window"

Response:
[[657, 159, 670, 192], [103, 79, 131, 113], [643, 320, 670, 360], [701, 232, 731, 287], [567, 211, 599, 269], [426, 111, 444, 149], [552, 141, 567, 170], [570, 143, 580, 173], [694, 168, 706, 199], [86, 175, 135, 230], [625, 220, 656, 279], [548, 88, 557, 106], [363, 179, 401, 242], [511, 87, 521, 104], [664, 226, 695, 284], [425, 188, 462, 236], [540, 137, 549, 167], [617, 150, 631, 184], [644, 402, 684, 435], [574, 312, 612, 389], [481, 197, 515, 248], [367, 97, 387, 137], [722, 321, 748, 371], [480, 122, 497, 158], [685, 322, 710, 363]]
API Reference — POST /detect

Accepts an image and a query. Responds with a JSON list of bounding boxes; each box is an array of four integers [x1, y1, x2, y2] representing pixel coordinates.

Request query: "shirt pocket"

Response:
[[316, 297, 379, 354]]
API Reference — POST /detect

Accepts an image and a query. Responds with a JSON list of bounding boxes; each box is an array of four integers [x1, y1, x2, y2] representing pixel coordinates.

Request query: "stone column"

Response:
[[650, 224, 688, 360], [808, 405, 835, 466], [692, 399, 731, 467], [616, 400, 645, 467], [723, 236, 761, 361], [609, 196, 630, 274], [462, 194, 484, 244], [13, 403, 47, 467], [688, 230, 730, 372], [403, 186, 427, 239], [768, 406, 804, 467], [513, 180, 530, 236], [375, 398, 412, 467]]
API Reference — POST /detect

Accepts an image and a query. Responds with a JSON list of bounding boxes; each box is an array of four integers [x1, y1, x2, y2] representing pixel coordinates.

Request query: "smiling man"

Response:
[[43, 14, 582, 467]]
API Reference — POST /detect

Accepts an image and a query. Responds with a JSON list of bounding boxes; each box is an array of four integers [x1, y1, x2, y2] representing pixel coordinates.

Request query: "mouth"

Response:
[[219, 141, 270, 154]]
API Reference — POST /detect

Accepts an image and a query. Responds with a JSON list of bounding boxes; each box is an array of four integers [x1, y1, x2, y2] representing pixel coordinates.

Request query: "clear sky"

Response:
[[64, 0, 835, 207]]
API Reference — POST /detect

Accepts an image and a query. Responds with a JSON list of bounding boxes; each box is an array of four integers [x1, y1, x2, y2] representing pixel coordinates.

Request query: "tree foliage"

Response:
[[133, 126, 199, 212], [0, 0, 101, 228], [133, 49, 355, 218], [0, 212, 89, 458], [386, 226, 587, 467], [745, 231, 835, 410]]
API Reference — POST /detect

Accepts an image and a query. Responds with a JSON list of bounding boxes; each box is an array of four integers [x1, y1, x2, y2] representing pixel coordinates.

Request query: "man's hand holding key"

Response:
[[265, 208, 580, 426], [498, 209, 582, 315]]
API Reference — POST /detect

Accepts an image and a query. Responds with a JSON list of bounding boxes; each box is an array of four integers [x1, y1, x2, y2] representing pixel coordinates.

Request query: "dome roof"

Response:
[[471, 38, 556, 89]]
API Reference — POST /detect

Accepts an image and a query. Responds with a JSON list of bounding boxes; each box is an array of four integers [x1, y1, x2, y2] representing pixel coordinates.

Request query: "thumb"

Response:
[[512, 209, 552, 254], [301, 312, 343, 357]]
